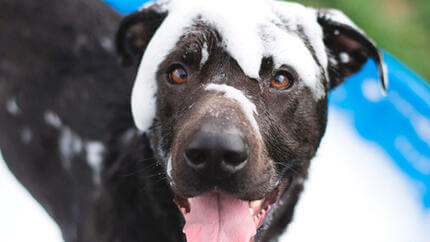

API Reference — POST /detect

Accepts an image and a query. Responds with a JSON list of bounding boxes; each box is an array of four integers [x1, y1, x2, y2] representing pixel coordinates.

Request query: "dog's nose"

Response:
[[184, 126, 249, 176]]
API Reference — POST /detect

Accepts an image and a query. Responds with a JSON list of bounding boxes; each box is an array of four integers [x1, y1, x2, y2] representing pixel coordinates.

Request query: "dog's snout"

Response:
[[183, 126, 249, 176]]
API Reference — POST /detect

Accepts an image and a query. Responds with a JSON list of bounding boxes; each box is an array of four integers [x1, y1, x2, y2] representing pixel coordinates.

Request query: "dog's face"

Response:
[[117, 0, 387, 240]]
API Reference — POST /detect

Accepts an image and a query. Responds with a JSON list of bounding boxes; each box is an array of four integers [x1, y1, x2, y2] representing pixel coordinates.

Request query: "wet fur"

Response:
[[0, 0, 383, 241]]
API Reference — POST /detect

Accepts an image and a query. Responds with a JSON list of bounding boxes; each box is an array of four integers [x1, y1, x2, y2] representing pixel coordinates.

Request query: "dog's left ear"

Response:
[[116, 6, 167, 66], [317, 9, 388, 92]]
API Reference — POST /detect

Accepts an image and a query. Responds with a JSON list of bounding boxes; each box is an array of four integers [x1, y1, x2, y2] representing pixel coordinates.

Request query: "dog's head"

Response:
[[116, 0, 387, 240]]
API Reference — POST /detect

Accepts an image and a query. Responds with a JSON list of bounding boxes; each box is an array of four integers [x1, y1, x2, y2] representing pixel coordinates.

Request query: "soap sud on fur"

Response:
[[120, 128, 137, 146], [85, 141, 105, 185], [59, 127, 83, 170], [131, 0, 331, 131], [6, 98, 21, 116], [58, 126, 105, 184], [44, 110, 63, 129], [339, 52, 350, 64], [205, 83, 262, 139], [167, 156, 173, 179], [200, 42, 209, 67], [21, 127, 33, 144]]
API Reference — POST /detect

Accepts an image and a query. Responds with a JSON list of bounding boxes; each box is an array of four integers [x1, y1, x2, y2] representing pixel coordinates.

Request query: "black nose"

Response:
[[184, 126, 249, 176]]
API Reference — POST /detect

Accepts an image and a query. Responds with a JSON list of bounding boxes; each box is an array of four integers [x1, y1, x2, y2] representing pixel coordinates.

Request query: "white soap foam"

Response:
[[205, 83, 261, 139], [131, 0, 336, 131], [200, 41, 209, 67], [339, 52, 350, 63], [44, 110, 63, 129], [85, 141, 105, 185], [58, 127, 83, 170], [6, 97, 21, 116], [20, 126, 33, 144]]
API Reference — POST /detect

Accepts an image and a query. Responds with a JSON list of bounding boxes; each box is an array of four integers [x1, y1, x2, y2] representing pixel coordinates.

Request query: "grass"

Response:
[[295, 0, 430, 81]]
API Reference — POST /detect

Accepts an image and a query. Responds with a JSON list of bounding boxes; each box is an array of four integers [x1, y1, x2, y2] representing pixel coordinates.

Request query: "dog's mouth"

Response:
[[173, 186, 280, 242]]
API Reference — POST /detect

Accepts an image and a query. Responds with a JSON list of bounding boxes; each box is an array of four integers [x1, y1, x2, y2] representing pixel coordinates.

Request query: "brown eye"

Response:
[[169, 66, 188, 84], [271, 72, 294, 89]]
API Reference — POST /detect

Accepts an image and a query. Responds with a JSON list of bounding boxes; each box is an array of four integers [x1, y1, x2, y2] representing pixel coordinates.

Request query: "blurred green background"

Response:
[[298, 0, 430, 82]]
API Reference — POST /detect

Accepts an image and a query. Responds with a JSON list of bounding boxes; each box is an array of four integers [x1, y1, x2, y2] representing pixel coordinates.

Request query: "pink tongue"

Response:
[[183, 193, 256, 242]]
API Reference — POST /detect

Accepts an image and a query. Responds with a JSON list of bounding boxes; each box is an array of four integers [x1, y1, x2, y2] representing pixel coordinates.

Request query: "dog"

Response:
[[0, 0, 387, 241]]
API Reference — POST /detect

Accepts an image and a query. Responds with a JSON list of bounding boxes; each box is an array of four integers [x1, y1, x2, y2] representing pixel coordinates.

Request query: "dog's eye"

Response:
[[271, 71, 294, 89], [169, 66, 188, 84]]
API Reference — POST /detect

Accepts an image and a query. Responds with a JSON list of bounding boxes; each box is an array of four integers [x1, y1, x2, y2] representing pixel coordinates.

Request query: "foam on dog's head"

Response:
[[131, 0, 329, 131]]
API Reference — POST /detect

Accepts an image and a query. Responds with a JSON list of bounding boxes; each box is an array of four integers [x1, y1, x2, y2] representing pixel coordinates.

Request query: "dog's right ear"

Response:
[[116, 7, 167, 66], [316, 9, 388, 92]]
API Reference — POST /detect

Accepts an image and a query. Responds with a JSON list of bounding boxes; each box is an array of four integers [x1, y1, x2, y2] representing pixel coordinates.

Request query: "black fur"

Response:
[[0, 1, 386, 242]]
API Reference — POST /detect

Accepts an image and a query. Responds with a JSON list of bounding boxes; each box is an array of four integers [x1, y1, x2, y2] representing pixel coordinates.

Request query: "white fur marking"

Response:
[[6, 98, 21, 116], [205, 84, 261, 138], [43, 110, 62, 129]]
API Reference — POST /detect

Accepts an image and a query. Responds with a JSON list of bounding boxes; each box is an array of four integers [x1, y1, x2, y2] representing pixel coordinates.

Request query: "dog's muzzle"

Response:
[[167, 92, 281, 242]]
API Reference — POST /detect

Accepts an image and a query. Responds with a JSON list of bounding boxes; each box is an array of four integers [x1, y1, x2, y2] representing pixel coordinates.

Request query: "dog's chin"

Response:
[[173, 185, 282, 242]]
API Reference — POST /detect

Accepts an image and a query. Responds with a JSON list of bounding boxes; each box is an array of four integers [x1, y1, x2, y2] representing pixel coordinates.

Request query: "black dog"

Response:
[[0, 0, 386, 241]]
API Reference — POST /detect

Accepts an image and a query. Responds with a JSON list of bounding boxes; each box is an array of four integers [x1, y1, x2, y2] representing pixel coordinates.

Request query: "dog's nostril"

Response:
[[184, 148, 207, 168], [223, 150, 248, 167]]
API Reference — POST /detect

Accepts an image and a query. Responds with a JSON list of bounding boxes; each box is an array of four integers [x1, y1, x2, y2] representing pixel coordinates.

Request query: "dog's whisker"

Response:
[[116, 159, 163, 178], [274, 161, 302, 176]]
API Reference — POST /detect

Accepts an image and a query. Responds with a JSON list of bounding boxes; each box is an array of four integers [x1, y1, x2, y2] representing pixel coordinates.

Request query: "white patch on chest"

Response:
[[205, 83, 261, 139], [131, 0, 328, 131]]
